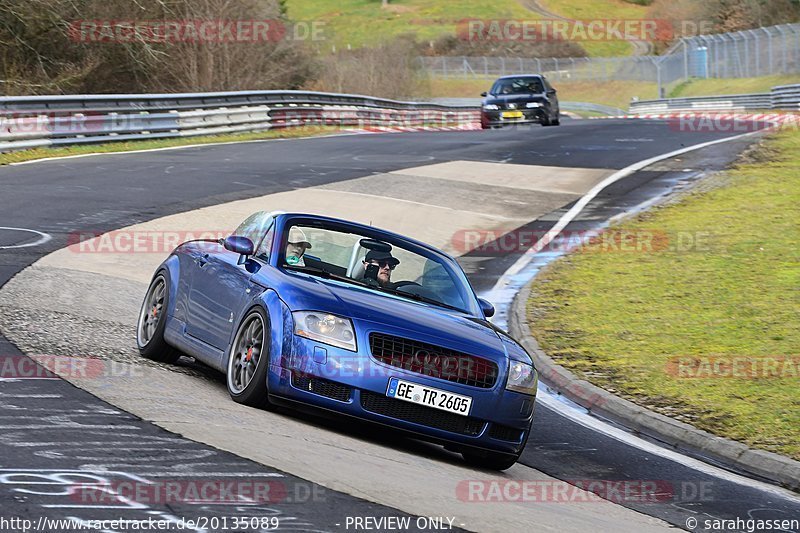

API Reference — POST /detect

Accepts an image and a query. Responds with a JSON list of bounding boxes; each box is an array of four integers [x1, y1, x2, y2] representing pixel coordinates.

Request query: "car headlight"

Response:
[[506, 361, 538, 395], [525, 102, 541, 108], [483, 104, 499, 111], [293, 311, 357, 351]]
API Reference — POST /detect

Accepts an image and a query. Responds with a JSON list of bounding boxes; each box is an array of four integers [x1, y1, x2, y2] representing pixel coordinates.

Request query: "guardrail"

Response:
[[0, 90, 480, 152], [630, 84, 800, 114], [771, 84, 800, 111]]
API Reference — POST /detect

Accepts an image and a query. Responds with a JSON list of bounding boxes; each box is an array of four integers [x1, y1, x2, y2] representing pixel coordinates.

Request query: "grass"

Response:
[[286, 0, 642, 56], [669, 75, 800, 98], [538, 0, 651, 56], [0, 126, 344, 166], [286, 0, 534, 49], [540, 0, 649, 20], [526, 129, 800, 460]]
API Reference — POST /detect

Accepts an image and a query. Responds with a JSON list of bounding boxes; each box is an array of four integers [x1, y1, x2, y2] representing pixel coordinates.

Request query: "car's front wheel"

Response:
[[226, 307, 271, 408], [136, 271, 181, 364]]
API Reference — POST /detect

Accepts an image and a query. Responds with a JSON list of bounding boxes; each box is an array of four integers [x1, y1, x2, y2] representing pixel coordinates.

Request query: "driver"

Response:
[[362, 249, 399, 288], [286, 227, 312, 266]]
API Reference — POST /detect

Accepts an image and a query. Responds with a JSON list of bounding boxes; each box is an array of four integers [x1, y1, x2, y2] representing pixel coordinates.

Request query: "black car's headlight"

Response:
[[506, 361, 538, 395], [293, 311, 357, 351], [483, 104, 500, 110], [525, 102, 542, 108]]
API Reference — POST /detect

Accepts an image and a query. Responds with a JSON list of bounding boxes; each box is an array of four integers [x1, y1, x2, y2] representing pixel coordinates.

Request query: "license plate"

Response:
[[386, 378, 472, 416], [502, 111, 523, 119]]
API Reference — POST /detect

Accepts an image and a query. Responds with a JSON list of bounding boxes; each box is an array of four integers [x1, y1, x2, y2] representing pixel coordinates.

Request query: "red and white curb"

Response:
[[345, 124, 482, 134], [590, 112, 800, 123]]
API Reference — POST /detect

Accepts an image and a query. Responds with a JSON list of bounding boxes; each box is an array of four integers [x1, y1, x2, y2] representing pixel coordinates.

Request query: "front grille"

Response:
[[369, 333, 498, 389], [360, 391, 484, 436], [291, 373, 351, 402], [489, 423, 524, 443]]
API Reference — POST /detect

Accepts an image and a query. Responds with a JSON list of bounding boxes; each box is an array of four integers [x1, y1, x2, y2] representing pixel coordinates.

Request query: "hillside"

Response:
[[286, 0, 650, 56]]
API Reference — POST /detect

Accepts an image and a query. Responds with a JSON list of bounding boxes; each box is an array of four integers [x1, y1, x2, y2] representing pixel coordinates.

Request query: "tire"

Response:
[[226, 307, 271, 408], [462, 449, 521, 471], [552, 116, 561, 126], [540, 114, 552, 127], [136, 271, 182, 364]]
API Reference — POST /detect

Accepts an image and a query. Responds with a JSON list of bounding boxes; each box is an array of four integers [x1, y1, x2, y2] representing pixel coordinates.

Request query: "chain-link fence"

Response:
[[419, 23, 800, 95]]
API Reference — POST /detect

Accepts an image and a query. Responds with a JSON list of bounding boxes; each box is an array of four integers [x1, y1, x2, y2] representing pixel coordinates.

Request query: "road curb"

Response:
[[508, 282, 800, 492]]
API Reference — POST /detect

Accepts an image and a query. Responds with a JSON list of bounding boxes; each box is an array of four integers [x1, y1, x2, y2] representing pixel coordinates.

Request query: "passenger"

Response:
[[286, 227, 312, 266], [362, 250, 399, 288]]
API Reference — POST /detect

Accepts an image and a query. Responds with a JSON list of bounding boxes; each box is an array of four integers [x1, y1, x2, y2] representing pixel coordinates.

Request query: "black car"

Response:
[[480, 75, 560, 128]]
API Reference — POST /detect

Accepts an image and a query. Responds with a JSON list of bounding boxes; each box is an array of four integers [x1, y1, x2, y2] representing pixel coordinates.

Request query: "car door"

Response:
[[185, 243, 255, 351], [184, 211, 276, 353]]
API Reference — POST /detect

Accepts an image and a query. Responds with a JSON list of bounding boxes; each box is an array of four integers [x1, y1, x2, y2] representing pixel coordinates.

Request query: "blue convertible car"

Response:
[[137, 212, 538, 469]]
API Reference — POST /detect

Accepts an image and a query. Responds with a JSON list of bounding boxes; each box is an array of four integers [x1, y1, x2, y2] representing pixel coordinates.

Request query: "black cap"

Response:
[[365, 249, 399, 266]]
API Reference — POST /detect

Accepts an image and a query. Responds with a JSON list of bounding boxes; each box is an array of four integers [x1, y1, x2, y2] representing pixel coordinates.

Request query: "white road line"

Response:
[[536, 391, 800, 502], [489, 130, 762, 292], [485, 128, 800, 497], [0, 227, 52, 250]]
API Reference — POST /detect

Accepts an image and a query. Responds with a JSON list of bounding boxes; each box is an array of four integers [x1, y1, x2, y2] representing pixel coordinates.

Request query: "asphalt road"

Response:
[[1, 119, 798, 532]]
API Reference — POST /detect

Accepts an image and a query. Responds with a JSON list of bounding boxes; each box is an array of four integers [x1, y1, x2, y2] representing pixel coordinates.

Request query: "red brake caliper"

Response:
[[245, 347, 253, 362]]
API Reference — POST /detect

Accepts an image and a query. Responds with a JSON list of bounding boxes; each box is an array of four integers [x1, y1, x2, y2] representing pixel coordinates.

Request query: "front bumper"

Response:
[[267, 329, 536, 455], [481, 108, 547, 128]]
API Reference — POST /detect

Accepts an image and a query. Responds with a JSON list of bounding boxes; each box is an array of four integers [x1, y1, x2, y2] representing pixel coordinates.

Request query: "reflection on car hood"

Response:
[[272, 271, 508, 361]]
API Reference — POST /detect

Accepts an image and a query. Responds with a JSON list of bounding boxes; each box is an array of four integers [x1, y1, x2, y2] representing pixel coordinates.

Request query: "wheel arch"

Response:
[[222, 289, 292, 374], [153, 254, 181, 320]]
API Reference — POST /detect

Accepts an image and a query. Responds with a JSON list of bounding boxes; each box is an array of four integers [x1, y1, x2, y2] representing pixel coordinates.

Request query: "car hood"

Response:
[[483, 94, 548, 106], [270, 271, 508, 361]]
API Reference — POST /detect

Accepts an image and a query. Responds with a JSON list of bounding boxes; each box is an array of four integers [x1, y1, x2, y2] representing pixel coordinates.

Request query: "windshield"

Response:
[[491, 77, 545, 95], [279, 221, 478, 315]]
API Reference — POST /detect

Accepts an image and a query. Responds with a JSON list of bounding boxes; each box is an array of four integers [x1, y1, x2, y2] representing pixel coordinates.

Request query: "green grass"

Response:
[[669, 75, 800, 98], [538, 0, 650, 56], [286, 0, 643, 56], [526, 129, 800, 460], [287, 0, 534, 48], [0, 126, 342, 166]]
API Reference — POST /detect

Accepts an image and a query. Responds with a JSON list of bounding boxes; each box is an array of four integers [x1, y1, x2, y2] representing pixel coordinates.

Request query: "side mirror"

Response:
[[547, 89, 557, 95], [224, 236, 254, 264], [478, 298, 495, 318], [480, 91, 488, 97]]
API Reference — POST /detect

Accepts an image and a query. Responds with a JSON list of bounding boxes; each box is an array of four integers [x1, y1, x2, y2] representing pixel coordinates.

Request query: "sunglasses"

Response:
[[367, 260, 397, 270]]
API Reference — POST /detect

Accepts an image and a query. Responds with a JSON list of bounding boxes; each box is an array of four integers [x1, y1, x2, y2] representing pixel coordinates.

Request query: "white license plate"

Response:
[[386, 378, 472, 416]]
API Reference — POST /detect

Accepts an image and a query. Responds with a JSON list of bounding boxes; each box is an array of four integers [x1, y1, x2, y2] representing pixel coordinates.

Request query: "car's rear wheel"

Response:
[[227, 307, 271, 407], [137, 271, 181, 364], [462, 449, 521, 471]]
